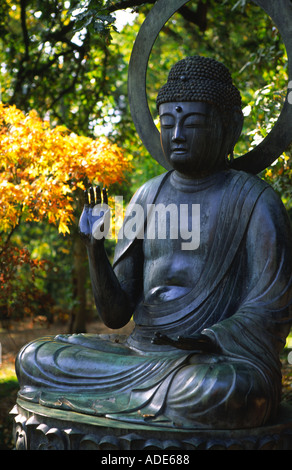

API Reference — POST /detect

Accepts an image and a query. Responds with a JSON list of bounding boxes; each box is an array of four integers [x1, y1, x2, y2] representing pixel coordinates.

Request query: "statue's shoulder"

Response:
[[129, 171, 170, 206], [225, 169, 274, 201], [231, 169, 280, 203], [222, 168, 286, 216], [227, 169, 268, 188], [230, 169, 290, 226]]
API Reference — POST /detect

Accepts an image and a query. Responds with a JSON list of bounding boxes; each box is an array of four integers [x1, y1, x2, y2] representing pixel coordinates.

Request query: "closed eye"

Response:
[[185, 122, 206, 128], [160, 118, 175, 129], [161, 123, 174, 129], [184, 116, 206, 128]]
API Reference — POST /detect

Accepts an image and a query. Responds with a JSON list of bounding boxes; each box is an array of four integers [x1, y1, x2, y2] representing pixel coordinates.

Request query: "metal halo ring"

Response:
[[128, 0, 292, 174]]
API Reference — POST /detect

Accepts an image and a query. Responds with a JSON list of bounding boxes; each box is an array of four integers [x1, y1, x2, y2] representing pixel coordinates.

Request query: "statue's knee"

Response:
[[165, 362, 270, 428]]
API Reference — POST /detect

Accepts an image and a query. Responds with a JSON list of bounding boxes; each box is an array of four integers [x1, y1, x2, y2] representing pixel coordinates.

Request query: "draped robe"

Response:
[[16, 170, 292, 429]]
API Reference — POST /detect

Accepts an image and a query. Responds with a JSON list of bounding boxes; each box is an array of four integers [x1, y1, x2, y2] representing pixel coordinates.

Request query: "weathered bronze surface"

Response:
[[14, 1, 292, 437], [11, 400, 292, 450]]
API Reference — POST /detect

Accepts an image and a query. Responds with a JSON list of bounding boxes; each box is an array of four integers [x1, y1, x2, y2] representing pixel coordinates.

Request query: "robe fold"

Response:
[[16, 170, 292, 429]]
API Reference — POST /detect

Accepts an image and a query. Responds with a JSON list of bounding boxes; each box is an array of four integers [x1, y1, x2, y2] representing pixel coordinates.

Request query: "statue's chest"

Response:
[[141, 179, 227, 292], [143, 186, 217, 259]]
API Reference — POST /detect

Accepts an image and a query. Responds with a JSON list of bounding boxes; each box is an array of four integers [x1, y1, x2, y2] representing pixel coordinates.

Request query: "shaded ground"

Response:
[[0, 319, 291, 450], [0, 318, 134, 450]]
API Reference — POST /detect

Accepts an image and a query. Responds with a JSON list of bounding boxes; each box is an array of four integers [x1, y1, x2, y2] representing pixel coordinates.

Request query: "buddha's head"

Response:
[[156, 56, 243, 177]]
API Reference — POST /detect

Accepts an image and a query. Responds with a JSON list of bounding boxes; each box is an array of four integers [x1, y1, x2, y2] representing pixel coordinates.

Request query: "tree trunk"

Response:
[[70, 233, 88, 333]]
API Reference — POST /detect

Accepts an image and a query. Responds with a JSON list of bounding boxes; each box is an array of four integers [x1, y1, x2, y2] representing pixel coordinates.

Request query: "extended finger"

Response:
[[89, 187, 95, 207], [95, 186, 102, 205], [102, 187, 108, 205]]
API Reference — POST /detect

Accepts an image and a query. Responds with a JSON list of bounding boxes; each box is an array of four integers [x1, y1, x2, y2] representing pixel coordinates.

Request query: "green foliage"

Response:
[[0, 379, 18, 397], [0, 0, 118, 135], [102, 1, 290, 194], [0, 378, 18, 450], [69, 0, 117, 37], [286, 331, 292, 349], [12, 221, 76, 319], [0, 0, 291, 327]]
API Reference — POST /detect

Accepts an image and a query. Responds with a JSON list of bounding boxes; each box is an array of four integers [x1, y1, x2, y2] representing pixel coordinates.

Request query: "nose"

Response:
[[172, 124, 185, 143]]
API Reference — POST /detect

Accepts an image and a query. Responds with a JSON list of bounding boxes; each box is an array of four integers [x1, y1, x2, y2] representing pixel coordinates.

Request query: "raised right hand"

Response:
[[79, 186, 111, 245]]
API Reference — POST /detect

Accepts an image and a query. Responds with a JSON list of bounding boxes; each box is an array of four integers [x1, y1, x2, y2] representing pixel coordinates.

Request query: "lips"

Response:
[[172, 147, 187, 154]]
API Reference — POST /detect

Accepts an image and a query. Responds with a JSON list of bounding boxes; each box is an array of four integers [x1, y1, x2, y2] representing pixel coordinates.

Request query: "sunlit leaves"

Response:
[[0, 101, 131, 323], [241, 78, 292, 210], [0, 102, 131, 235]]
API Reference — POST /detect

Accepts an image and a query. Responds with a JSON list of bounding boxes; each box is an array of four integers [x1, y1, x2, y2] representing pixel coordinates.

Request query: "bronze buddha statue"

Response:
[[16, 56, 292, 430]]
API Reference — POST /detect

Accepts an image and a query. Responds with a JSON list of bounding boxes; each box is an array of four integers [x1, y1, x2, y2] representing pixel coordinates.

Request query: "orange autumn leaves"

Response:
[[0, 103, 131, 235]]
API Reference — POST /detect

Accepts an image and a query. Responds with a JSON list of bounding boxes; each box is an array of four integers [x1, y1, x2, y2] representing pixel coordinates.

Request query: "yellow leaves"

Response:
[[0, 103, 131, 235], [76, 181, 86, 190], [58, 221, 71, 235]]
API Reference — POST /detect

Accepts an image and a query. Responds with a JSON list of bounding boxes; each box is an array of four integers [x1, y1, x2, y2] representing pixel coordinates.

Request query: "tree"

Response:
[[0, 0, 138, 332], [1, 0, 291, 331], [0, 102, 131, 329], [0, 0, 118, 135], [1, 1, 290, 187]]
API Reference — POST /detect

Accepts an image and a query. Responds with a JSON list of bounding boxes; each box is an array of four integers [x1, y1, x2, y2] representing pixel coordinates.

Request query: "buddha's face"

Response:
[[159, 101, 227, 177]]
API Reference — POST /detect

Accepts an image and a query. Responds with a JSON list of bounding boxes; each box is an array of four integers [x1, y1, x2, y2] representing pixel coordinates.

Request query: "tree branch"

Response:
[[107, 0, 209, 31], [107, 0, 156, 12], [179, 1, 210, 32], [20, 0, 30, 59], [0, 213, 22, 257]]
